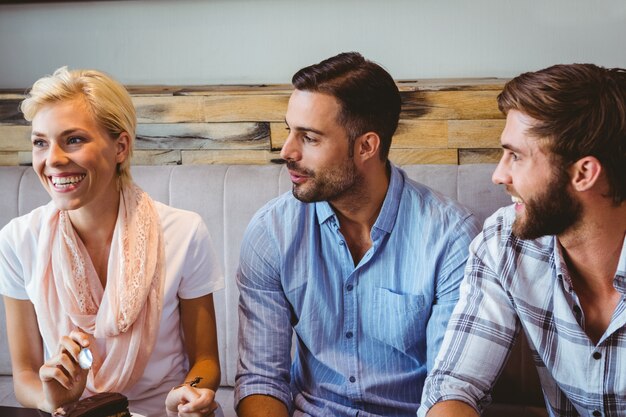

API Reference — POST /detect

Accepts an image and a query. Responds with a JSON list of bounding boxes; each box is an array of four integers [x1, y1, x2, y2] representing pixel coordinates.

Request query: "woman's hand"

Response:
[[38, 330, 90, 411], [165, 385, 219, 417]]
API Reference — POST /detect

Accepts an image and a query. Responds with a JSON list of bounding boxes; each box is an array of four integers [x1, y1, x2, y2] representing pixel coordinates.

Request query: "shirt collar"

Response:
[[613, 234, 626, 294], [553, 238, 574, 293], [555, 233, 626, 295], [315, 162, 403, 234], [371, 163, 402, 234]]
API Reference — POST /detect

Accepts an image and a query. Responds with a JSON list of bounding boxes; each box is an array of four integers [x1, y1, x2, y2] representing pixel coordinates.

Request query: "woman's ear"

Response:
[[570, 156, 602, 192], [115, 132, 131, 164]]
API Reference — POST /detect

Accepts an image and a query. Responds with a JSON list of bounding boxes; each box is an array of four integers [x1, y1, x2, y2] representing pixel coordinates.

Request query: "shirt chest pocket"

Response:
[[363, 287, 428, 354]]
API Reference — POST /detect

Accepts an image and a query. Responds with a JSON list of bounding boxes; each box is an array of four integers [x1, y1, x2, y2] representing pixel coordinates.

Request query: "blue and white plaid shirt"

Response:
[[419, 205, 626, 417], [235, 164, 480, 417]]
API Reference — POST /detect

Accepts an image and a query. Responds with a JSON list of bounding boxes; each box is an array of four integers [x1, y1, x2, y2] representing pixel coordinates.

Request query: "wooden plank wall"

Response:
[[0, 79, 507, 166]]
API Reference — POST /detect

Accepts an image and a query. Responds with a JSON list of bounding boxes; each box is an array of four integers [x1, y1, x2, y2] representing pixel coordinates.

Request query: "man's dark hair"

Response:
[[292, 52, 401, 161], [498, 63, 626, 203]]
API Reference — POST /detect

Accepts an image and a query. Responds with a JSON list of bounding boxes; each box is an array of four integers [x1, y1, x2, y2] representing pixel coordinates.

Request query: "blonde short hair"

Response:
[[21, 66, 136, 187]]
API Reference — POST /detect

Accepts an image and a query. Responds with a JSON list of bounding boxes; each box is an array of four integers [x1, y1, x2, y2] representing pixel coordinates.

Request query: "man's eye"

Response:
[[32, 139, 46, 148], [303, 135, 316, 143], [505, 151, 519, 161]]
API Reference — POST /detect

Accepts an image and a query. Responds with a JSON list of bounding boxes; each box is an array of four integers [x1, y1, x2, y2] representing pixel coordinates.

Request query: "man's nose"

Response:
[[280, 132, 301, 162], [491, 155, 511, 185]]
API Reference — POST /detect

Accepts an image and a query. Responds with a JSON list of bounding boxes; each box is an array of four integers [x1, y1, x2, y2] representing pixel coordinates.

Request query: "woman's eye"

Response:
[[67, 136, 84, 145]]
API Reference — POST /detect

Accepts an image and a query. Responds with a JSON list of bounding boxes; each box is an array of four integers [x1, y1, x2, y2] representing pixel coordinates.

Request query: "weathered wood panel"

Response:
[[0, 99, 27, 125], [0, 125, 31, 151], [401, 90, 503, 120], [174, 84, 293, 96], [0, 79, 508, 166], [136, 122, 269, 149], [17, 151, 32, 166], [397, 78, 507, 92], [0, 92, 28, 100], [132, 150, 182, 165], [182, 150, 281, 165], [459, 148, 502, 164], [389, 149, 458, 165], [200, 94, 288, 121], [134, 90, 501, 124], [0, 152, 19, 166], [393, 120, 448, 148], [133, 96, 204, 124], [448, 120, 505, 148], [269, 122, 287, 150], [269, 120, 448, 150], [134, 95, 288, 123], [126, 78, 506, 96]]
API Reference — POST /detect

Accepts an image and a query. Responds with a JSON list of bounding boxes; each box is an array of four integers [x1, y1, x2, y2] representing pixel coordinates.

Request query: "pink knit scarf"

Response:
[[31, 183, 164, 393]]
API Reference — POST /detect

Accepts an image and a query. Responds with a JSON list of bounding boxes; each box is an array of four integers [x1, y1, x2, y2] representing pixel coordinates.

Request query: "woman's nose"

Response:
[[46, 142, 68, 166]]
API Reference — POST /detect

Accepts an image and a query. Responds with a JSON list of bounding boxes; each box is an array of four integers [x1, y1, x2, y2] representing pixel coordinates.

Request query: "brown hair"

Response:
[[497, 64, 626, 203], [292, 52, 401, 161]]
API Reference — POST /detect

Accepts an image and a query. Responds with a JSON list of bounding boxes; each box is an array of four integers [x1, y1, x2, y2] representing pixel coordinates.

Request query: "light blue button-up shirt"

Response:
[[235, 164, 480, 416]]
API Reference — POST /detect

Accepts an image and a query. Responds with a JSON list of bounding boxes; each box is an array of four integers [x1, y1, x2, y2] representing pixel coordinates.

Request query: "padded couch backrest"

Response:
[[0, 164, 516, 389]]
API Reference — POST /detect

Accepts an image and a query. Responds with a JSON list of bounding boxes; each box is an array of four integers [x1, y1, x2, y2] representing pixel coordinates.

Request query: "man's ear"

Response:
[[355, 132, 381, 162], [570, 156, 602, 192], [115, 132, 131, 164]]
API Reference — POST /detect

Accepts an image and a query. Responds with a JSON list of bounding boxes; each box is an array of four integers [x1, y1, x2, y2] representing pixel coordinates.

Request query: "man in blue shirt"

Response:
[[235, 52, 480, 417]]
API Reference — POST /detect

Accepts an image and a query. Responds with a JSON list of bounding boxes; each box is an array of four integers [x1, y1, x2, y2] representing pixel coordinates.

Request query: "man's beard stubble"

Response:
[[287, 159, 361, 204], [512, 166, 583, 240]]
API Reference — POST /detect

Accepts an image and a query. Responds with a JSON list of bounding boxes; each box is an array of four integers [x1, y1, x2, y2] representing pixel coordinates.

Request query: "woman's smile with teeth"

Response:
[[50, 174, 86, 189]]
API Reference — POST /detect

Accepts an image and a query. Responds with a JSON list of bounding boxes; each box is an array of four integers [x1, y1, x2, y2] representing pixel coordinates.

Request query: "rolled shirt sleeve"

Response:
[[418, 214, 521, 416], [235, 212, 294, 409]]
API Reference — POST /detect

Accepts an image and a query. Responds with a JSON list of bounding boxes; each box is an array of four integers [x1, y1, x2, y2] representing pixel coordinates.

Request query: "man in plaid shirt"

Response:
[[418, 64, 626, 417]]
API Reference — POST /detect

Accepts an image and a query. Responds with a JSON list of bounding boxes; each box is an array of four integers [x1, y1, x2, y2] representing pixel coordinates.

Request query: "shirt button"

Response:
[[593, 351, 602, 360], [593, 410, 601, 417], [346, 284, 354, 291], [346, 331, 353, 339], [349, 376, 356, 383], [339, 240, 345, 246]]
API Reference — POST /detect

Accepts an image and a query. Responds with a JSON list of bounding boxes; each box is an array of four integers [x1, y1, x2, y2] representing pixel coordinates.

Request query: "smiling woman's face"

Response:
[[30, 97, 128, 213]]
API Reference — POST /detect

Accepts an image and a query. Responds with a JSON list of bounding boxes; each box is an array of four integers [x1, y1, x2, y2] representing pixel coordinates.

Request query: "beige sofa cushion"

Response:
[[0, 164, 545, 415]]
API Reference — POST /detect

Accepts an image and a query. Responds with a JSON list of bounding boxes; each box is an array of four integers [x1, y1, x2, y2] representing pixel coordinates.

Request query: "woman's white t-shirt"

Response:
[[0, 200, 224, 417]]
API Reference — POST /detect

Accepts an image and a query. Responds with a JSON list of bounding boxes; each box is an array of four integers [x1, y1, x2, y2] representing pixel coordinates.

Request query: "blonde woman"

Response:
[[0, 67, 223, 417]]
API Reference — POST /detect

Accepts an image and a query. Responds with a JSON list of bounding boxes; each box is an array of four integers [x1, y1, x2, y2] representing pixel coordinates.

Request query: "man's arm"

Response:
[[426, 400, 479, 417], [425, 215, 480, 370], [419, 221, 520, 416], [235, 218, 294, 416], [237, 394, 289, 417]]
